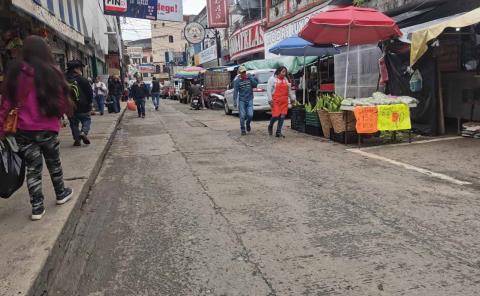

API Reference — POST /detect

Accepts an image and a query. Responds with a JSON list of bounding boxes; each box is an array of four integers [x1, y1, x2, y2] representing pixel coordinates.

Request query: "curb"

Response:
[[28, 107, 127, 296]]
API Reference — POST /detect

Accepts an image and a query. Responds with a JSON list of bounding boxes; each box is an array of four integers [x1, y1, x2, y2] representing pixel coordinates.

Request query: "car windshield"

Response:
[[252, 72, 274, 84]]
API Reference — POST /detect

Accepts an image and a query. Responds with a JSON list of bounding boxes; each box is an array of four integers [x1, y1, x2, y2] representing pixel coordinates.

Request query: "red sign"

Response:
[[229, 20, 265, 61], [107, 54, 120, 69], [207, 0, 228, 28]]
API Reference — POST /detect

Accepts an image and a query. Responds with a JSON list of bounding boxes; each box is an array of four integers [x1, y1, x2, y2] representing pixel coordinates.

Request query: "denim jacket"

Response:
[[233, 74, 258, 102]]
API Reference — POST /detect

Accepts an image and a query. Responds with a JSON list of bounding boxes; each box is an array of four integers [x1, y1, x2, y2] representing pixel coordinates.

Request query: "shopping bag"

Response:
[[0, 137, 25, 198], [127, 100, 136, 111]]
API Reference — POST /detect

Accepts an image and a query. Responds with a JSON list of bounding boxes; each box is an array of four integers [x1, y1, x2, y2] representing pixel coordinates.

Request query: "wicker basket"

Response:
[[329, 111, 356, 133], [317, 110, 332, 139]]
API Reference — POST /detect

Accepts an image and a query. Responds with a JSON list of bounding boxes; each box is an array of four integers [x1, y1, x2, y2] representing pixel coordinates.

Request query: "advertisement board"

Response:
[[206, 0, 228, 28], [157, 0, 183, 22], [199, 46, 217, 64], [139, 64, 156, 73], [104, 0, 157, 21], [127, 47, 143, 59], [229, 20, 265, 61]]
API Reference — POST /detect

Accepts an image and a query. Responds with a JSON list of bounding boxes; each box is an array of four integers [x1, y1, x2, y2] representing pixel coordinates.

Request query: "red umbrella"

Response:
[[299, 6, 402, 98], [299, 6, 402, 45]]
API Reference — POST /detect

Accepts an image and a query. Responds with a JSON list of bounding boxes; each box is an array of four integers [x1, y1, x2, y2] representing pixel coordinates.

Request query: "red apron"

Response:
[[271, 78, 289, 117]]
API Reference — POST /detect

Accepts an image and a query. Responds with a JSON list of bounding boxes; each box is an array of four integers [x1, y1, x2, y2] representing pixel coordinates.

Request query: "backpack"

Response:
[[69, 80, 80, 102]]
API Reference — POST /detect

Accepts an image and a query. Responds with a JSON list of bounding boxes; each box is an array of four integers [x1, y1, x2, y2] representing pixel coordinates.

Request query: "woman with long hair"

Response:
[[267, 66, 295, 137], [0, 36, 74, 220]]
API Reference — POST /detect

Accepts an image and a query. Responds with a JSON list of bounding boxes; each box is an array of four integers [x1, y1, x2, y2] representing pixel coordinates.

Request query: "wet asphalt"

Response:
[[47, 100, 480, 296]]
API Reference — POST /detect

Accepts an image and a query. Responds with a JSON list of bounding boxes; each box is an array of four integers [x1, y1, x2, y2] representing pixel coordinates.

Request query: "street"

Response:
[[46, 100, 480, 296]]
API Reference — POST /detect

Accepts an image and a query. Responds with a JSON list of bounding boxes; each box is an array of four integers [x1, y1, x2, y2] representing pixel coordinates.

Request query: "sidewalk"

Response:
[[0, 108, 125, 296]]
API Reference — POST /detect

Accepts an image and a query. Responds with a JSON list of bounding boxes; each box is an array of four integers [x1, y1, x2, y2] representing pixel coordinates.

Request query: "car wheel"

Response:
[[224, 102, 232, 115]]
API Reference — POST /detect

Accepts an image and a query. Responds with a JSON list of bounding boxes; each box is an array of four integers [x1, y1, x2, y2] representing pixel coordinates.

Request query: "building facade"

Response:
[[151, 19, 187, 79]]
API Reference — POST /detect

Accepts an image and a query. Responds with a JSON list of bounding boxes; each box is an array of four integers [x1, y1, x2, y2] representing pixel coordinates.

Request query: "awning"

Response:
[[410, 7, 480, 65], [243, 56, 318, 75], [399, 13, 464, 43]]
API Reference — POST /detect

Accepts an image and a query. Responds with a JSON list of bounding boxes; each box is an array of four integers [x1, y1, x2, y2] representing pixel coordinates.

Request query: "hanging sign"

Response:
[[184, 22, 206, 44], [206, 0, 228, 28], [157, 0, 183, 22], [354, 106, 378, 134], [229, 20, 265, 61], [104, 0, 158, 21], [377, 104, 411, 131], [199, 46, 217, 64]]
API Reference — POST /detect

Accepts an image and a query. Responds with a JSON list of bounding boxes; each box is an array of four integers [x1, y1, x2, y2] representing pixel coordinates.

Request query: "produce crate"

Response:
[[305, 111, 321, 127], [317, 110, 332, 139], [330, 131, 358, 144], [329, 111, 356, 133], [291, 107, 306, 133], [305, 124, 322, 137]]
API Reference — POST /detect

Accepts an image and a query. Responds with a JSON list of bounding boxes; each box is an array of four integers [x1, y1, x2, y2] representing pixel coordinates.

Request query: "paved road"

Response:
[[48, 100, 480, 296]]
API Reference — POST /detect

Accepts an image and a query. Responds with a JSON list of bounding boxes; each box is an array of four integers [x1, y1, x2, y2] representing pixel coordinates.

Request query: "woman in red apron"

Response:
[[267, 66, 294, 137]]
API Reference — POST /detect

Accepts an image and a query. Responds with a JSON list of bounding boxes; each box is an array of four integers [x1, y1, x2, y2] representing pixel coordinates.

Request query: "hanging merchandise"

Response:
[[378, 55, 389, 84], [409, 69, 423, 92]]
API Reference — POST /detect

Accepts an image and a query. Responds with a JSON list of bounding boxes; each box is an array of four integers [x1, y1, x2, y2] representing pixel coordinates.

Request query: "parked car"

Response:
[[223, 69, 295, 115]]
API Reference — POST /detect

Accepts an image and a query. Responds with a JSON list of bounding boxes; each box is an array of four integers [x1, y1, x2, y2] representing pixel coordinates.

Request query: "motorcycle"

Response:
[[207, 93, 225, 110], [191, 95, 202, 110]]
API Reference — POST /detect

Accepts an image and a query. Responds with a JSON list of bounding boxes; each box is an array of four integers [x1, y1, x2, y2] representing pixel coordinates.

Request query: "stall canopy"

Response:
[[269, 35, 339, 57], [243, 56, 318, 75], [410, 7, 480, 65]]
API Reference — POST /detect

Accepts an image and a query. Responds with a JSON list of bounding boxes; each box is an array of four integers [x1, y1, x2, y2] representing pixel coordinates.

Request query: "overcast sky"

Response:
[[122, 0, 206, 41]]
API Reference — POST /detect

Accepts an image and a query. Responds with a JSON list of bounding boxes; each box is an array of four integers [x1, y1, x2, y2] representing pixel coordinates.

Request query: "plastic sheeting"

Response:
[[243, 56, 318, 75], [385, 42, 438, 135], [334, 45, 382, 99]]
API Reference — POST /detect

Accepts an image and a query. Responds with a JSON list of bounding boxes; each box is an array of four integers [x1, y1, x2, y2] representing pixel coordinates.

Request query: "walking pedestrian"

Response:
[[66, 59, 94, 146], [151, 77, 161, 111], [130, 76, 148, 118], [0, 36, 74, 220], [93, 76, 107, 115], [233, 65, 258, 135], [108, 75, 122, 113], [267, 66, 295, 138]]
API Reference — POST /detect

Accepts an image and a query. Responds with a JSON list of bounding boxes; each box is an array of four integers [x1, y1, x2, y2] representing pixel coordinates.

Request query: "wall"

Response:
[[151, 20, 187, 67]]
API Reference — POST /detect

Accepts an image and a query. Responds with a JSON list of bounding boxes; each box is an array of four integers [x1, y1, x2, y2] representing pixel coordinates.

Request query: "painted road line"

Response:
[[348, 149, 472, 186], [358, 136, 462, 150]]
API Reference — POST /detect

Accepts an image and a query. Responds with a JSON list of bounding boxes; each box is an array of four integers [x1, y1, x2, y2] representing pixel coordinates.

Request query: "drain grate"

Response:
[[186, 121, 207, 127]]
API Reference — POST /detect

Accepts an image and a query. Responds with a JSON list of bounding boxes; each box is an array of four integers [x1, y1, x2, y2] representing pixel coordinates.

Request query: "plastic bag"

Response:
[[0, 137, 25, 198], [127, 100, 136, 111], [409, 69, 423, 92]]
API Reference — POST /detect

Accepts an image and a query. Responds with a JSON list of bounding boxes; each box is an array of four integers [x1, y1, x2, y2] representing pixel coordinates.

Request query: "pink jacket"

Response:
[[0, 63, 67, 136]]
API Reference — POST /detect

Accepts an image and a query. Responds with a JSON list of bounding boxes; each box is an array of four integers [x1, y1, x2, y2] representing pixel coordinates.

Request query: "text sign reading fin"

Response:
[[105, 0, 127, 12]]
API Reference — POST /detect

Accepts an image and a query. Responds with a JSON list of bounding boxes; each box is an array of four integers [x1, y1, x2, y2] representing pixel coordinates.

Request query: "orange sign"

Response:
[[354, 106, 378, 134]]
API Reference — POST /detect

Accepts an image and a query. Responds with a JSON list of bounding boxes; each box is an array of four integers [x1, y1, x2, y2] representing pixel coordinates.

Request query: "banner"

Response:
[[377, 104, 411, 131], [138, 64, 156, 73], [157, 0, 183, 22], [127, 47, 143, 59], [229, 20, 265, 61], [206, 0, 228, 28], [104, 0, 157, 21]]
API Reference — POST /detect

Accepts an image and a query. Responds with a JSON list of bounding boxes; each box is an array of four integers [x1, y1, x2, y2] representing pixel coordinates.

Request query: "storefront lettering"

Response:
[[229, 21, 265, 60]]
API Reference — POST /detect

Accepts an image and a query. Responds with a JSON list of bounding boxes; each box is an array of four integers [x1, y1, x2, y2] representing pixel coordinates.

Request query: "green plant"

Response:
[[305, 102, 315, 113], [353, 0, 366, 7], [320, 94, 343, 112]]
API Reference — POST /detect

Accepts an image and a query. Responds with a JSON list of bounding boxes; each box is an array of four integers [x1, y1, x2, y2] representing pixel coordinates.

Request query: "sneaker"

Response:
[[56, 188, 74, 205], [268, 125, 273, 136], [246, 125, 251, 132], [155, 106, 159, 111], [276, 132, 285, 138], [100, 112, 104, 116], [241, 131, 247, 136], [73, 140, 81, 146], [142, 113, 145, 118], [31, 206, 45, 221], [80, 133, 90, 145]]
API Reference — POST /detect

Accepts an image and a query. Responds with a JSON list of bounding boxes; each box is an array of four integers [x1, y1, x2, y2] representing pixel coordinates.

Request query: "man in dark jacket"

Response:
[[130, 75, 149, 118], [151, 77, 161, 111], [66, 60, 94, 146], [108, 75, 123, 113]]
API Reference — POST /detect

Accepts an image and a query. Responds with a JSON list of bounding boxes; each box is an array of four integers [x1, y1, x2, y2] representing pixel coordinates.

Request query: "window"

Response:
[[153, 24, 157, 29], [66, 0, 74, 28], [46, 0, 54, 14], [74, 0, 82, 31], [169, 35, 174, 43], [150, 56, 153, 63], [142, 57, 147, 63], [162, 23, 165, 27], [58, 0, 65, 21]]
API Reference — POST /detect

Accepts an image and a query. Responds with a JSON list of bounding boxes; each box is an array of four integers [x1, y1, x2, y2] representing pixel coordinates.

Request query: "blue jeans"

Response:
[[69, 112, 92, 141], [135, 98, 146, 116], [238, 99, 253, 131], [95, 95, 105, 114], [152, 92, 160, 108], [115, 95, 121, 112]]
